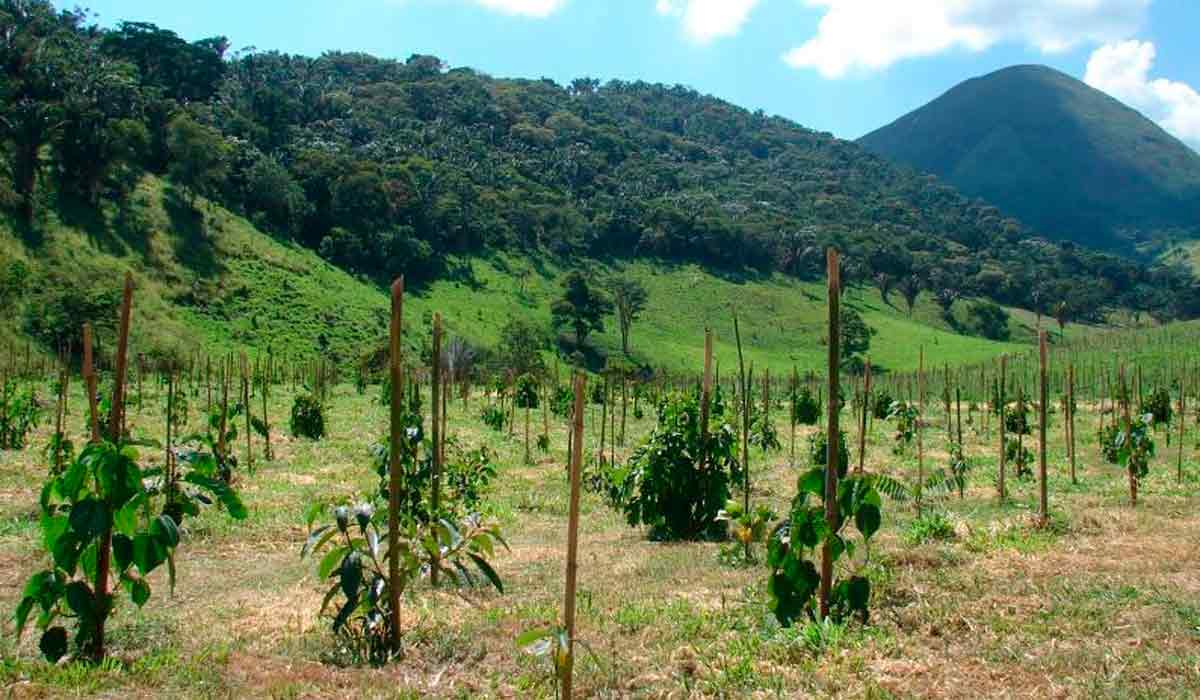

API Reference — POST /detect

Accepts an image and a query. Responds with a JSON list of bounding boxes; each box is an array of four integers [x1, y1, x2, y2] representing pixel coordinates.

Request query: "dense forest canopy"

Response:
[[3, 1, 1199, 326]]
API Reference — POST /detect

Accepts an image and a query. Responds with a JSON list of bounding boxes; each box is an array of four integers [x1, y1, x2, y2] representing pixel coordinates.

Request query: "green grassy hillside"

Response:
[[0, 176, 1033, 375]]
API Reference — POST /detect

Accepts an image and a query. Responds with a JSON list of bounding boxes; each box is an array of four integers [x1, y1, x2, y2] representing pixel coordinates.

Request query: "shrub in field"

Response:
[[1099, 414, 1156, 487], [948, 441, 971, 498], [791, 386, 820, 426], [750, 411, 782, 452], [302, 503, 505, 666], [515, 374, 539, 410], [1141, 387, 1172, 431], [717, 499, 776, 564], [609, 390, 740, 541], [1004, 395, 1031, 436], [589, 380, 606, 406], [809, 429, 849, 470], [0, 381, 40, 449], [370, 436, 497, 523], [871, 390, 894, 420], [44, 433, 74, 476], [165, 408, 250, 524], [904, 511, 956, 545], [887, 401, 919, 455], [480, 404, 506, 431], [305, 395, 505, 665], [766, 465, 882, 626], [1005, 437, 1034, 479], [550, 384, 574, 418], [16, 439, 244, 663], [291, 393, 326, 440], [181, 404, 241, 484]]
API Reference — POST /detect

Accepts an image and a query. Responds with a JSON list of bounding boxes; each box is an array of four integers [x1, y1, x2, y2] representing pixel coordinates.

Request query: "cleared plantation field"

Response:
[[1, 374, 1198, 699]]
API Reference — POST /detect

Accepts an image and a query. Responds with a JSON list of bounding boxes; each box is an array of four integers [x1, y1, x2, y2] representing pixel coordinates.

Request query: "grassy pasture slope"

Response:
[[3, 176, 1028, 376]]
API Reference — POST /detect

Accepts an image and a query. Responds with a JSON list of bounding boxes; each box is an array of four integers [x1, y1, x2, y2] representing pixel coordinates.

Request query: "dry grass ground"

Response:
[[1, 378, 1198, 699]]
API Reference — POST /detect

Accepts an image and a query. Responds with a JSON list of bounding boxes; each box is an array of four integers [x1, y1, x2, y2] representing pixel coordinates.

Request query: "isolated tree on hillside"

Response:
[[1031, 286, 1045, 328], [840, 308, 874, 360], [552, 271, 613, 347], [874, 272, 893, 306], [934, 287, 960, 320], [496, 318, 547, 377], [1053, 300, 1070, 340], [608, 276, 648, 355], [898, 275, 922, 317]]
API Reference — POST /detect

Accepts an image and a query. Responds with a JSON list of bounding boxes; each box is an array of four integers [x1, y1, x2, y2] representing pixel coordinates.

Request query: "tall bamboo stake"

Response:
[[387, 277, 405, 654], [562, 372, 586, 700], [917, 347, 925, 517], [1068, 362, 1077, 485], [431, 312, 443, 585], [819, 248, 841, 620], [1038, 331, 1049, 523], [857, 358, 871, 473], [733, 314, 750, 560], [998, 355, 1007, 503], [93, 271, 133, 663]]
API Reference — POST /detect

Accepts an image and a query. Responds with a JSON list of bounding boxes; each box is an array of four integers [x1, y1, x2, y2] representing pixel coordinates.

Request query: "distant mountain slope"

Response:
[[859, 64, 1200, 253]]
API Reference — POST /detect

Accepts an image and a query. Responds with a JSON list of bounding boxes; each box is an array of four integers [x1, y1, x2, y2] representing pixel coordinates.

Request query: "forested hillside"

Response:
[[860, 65, 1200, 257], [2, 2, 1198, 364]]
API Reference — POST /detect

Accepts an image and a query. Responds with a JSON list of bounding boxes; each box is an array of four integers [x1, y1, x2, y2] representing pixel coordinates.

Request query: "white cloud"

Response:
[[656, 0, 761, 43], [471, 0, 565, 17], [1085, 40, 1200, 151], [784, 0, 1150, 78]]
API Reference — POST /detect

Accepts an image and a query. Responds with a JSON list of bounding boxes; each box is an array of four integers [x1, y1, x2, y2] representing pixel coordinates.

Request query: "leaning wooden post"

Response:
[[998, 355, 1007, 503], [857, 358, 871, 473], [562, 372, 587, 700], [387, 277, 405, 654], [819, 248, 841, 621], [1037, 330, 1049, 523], [1119, 364, 1136, 506]]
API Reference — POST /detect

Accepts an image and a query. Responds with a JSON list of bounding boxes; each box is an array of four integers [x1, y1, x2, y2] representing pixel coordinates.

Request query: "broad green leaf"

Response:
[[68, 498, 108, 540], [467, 553, 504, 594], [38, 627, 68, 663]]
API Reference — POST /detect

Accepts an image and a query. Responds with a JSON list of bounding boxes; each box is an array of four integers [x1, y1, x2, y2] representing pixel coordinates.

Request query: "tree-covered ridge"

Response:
[[859, 65, 1200, 258], [2, 1, 1198, 326]]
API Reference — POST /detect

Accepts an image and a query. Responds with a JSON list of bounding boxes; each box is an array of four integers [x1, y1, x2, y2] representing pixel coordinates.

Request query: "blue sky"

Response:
[[58, 0, 1200, 148]]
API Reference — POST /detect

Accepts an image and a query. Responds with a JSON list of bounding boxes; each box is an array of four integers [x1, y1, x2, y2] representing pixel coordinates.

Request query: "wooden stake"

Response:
[[387, 277, 405, 654], [998, 355, 1007, 503], [733, 314, 750, 559], [562, 372, 587, 700], [1068, 362, 1077, 485], [819, 248, 841, 621], [1038, 331, 1049, 523], [917, 347, 925, 517], [857, 358, 871, 474], [241, 353, 253, 471], [93, 271, 133, 663], [700, 328, 713, 472]]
